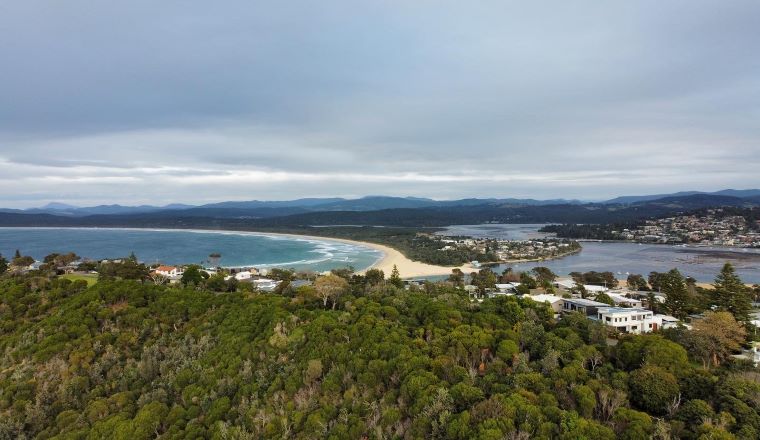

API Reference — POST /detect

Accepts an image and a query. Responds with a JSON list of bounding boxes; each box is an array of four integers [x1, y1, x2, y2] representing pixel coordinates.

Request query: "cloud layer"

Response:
[[1, 1, 758, 207]]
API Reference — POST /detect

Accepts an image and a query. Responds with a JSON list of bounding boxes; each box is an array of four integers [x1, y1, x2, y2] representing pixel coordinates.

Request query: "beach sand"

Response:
[[251, 232, 474, 278], [353, 241, 475, 278]]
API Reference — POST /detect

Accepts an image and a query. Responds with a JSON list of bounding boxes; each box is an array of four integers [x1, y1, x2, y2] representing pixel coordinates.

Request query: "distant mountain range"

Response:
[[0, 190, 757, 228], [601, 188, 760, 204], [2, 195, 586, 217]]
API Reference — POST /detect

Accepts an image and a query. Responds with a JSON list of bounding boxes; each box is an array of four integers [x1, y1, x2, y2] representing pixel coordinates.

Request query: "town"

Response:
[[436, 236, 582, 263], [615, 209, 760, 246], [547, 208, 760, 247]]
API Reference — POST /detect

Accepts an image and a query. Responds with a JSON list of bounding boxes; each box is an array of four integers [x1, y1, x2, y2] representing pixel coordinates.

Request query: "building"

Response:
[[252, 278, 279, 292], [561, 298, 610, 316], [583, 284, 609, 294], [606, 293, 643, 308], [593, 307, 662, 334], [495, 283, 521, 293], [155, 265, 182, 277], [525, 294, 564, 317], [233, 271, 253, 281], [554, 279, 577, 290], [658, 314, 681, 330]]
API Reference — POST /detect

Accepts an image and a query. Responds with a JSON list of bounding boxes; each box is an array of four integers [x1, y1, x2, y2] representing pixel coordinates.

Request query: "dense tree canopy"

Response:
[[0, 265, 757, 439]]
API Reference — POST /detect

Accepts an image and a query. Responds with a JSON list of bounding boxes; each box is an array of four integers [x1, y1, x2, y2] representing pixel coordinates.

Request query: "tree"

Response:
[[711, 262, 751, 322], [519, 272, 537, 289], [595, 292, 615, 306], [0, 253, 7, 275], [205, 273, 229, 292], [181, 265, 205, 286], [314, 274, 349, 309], [532, 266, 557, 284], [685, 311, 746, 368], [648, 272, 668, 292], [627, 274, 649, 291], [389, 265, 404, 288], [661, 269, 690, 319], [364, 268, 385, 286], [629, 366, 680, 415], [448, 269, 464, 288], [12, 252, 35, 268]]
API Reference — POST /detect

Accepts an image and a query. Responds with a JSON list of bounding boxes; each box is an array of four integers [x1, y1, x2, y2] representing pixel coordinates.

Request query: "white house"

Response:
[[593, 307, 663, 334], [155, 265, 182, 277], [606, 293, 643, 308], [584, 284, 609, 294], [234, 271, 253, 281], [561, 298, 610, 316], [252, 278, 279, 292], [495, 283, 521, 293], [554, 279, 577, 290], [658, 314, 682, 330]]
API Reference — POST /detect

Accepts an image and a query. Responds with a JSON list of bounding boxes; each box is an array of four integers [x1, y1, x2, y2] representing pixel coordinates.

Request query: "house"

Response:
[[525, 294, 564, 317], [658, 314, 682, 330], [593, 307, 663, 334], [554, 279, 578, 290], [606, 293, 643, 308], [583, 284, 609, 294], [155, 265, 181, 277], [561, 298, 610, 316], [234, 271, 253, 281], [404, 279, 427, 289], [252, 278, 279, 292], [495, 283, 521, 293]]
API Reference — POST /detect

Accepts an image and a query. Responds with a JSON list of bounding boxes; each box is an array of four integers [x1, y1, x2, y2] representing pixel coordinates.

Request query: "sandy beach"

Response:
[[351, 241, 475, 278], [229, 231, 474, 278], [263, 232, 474, 278]]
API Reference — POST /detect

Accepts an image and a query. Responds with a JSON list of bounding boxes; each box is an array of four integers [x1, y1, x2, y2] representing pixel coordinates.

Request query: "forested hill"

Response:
[[1, 271, 759, 438], [0, 201, 734, 229]]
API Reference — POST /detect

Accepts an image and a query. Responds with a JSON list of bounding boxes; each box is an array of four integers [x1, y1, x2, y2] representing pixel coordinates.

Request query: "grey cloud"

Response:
[[0, 1, 758, 207]]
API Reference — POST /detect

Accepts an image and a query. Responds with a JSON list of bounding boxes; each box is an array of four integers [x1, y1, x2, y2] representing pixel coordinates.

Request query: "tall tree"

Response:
[[0, 253, 7, 275], [662, 269, 690, 319], [711, 262, 751, 322], [389, 265, 404, 288]]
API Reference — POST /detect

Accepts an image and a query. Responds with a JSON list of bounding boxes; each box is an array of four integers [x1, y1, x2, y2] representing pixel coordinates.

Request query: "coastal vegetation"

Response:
[[0, 260, 759, 439]]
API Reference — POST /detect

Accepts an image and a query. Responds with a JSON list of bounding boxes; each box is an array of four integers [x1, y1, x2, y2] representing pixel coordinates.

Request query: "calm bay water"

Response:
[[439, 224, 760, 283], [0, 228, 381, 272]]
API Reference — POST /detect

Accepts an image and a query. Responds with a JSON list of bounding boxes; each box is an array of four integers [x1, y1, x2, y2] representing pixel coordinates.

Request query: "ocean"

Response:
[[0, 227, 382, 273]]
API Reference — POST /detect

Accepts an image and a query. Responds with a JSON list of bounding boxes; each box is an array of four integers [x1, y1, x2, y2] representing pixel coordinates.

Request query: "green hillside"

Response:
[[0, 272, 758, 439]]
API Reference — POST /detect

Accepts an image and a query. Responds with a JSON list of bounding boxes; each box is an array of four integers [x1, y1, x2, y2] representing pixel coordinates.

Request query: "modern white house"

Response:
[[495, 283, 521, 293], [553, 279, 609, 293], [592, 307, 663, 334], [561, 298, 610, 316], [606, 293, 644, 308], [252, 278, 279, 291]]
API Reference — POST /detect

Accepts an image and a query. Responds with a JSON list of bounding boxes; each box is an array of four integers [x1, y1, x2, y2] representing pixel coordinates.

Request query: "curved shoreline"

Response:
[[0, 226, 469, 278]]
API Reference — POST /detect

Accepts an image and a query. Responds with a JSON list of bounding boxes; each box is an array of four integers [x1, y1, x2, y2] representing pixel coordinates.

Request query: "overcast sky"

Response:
[[1, 1, 758, 207]]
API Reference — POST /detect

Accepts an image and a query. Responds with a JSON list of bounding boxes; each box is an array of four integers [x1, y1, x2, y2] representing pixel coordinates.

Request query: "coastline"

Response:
[[0, 226, 471, 279]]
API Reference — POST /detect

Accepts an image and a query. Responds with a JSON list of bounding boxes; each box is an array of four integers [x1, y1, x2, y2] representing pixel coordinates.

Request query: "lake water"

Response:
[[0, 228, 381, 272], [439, 224, 760, 283]]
